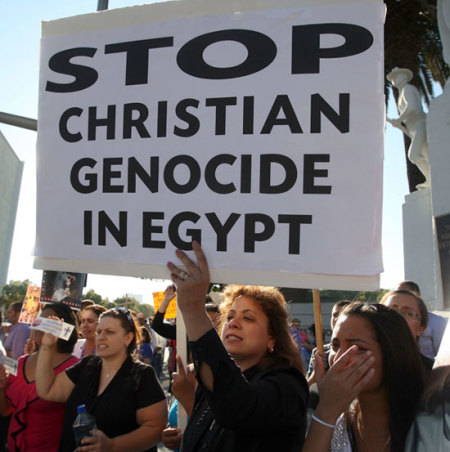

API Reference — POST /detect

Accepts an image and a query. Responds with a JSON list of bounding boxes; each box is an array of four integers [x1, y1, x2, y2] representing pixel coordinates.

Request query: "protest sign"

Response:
[[30, 316, 75, 341], [153, 291, 177, 319], [34, 0, 385, 290], [40, 270, 87, 309], [19, 285, 42, 324], [3, 356, 18, 377]]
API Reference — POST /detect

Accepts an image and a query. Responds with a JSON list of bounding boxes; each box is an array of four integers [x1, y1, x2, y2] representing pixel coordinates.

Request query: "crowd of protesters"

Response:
[[0, 244, 448, 451]]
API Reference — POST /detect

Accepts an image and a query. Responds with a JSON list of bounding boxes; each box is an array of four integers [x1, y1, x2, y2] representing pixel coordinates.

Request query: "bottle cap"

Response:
[[77, 404, 86, 414]]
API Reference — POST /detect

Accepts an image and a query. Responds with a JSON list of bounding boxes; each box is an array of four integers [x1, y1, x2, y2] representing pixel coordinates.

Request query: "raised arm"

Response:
[[151, 287, 177, 340], [167, 242, 215, 390], [35, 332, 75, 402]]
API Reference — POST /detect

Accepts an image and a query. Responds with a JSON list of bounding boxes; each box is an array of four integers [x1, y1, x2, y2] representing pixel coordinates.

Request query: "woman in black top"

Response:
[[36, 307, 167, 452], [167, 242, 309, 452]]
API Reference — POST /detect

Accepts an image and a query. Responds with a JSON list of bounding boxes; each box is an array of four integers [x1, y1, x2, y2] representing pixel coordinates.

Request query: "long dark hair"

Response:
[[41, 303, 79, 353], [219, 285, 304, 373], [340, 302, 426, 451]]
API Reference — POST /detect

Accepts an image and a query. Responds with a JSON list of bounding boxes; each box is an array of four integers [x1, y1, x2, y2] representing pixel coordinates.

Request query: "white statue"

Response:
[[387, 67, 430, 189]]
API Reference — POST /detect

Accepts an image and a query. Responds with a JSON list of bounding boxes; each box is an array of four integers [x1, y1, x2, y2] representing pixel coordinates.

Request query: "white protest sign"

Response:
[[3, 356, 18, 377], [35, 0, 385, 289], [31, 316, 75, 341]]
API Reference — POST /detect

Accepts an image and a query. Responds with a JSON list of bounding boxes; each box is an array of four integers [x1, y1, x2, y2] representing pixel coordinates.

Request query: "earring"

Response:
[[268, 346, 274, 353]]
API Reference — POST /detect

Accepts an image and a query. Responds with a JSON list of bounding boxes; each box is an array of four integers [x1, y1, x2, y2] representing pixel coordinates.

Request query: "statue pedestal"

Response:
[[427, 85, 450, 309], [428, 85, 450, 217], [403, 188, 443, 309]]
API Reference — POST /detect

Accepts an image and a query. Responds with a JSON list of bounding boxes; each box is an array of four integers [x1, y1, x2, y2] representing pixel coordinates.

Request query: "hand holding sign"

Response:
[[31, 316, 75, 342], [167, 242, 212, 342], [168, 242, 210, 314]]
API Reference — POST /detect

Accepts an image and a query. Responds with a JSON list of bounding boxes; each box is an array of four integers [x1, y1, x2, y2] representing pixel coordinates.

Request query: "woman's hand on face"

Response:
[[162, 426, 183, 450], [77, 429, 112, 451], [315, 345, 375, 422], [167, 241, 210, 314], [0, 365, 9, 390]]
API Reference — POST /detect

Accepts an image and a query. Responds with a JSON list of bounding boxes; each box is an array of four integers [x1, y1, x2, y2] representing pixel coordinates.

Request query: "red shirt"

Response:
[[6, 354, 79, 452]]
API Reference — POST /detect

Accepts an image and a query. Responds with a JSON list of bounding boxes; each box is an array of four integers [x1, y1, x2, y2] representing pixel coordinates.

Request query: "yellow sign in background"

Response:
[[152, 291, 177, 319]]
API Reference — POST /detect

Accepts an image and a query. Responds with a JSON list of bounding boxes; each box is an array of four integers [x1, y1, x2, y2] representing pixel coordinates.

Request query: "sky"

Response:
[[0, 0, 409, 305]]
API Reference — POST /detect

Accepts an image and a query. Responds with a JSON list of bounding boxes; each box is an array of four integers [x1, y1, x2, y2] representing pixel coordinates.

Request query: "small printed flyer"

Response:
[[31, 316, 75, 341]]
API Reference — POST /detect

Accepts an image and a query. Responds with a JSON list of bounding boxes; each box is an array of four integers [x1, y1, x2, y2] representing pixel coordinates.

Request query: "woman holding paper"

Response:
[[0, 302, 79, 452], [36, 307, 168, 452], [166, 242, 309, 451]]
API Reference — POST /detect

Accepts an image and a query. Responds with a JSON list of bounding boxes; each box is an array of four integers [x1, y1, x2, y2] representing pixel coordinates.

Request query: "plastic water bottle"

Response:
[[72, 404, 97, 447]]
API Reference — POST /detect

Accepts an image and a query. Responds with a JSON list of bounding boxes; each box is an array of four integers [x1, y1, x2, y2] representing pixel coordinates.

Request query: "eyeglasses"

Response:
[[390, 306, 421, 321], [113, 307, 135, 330]]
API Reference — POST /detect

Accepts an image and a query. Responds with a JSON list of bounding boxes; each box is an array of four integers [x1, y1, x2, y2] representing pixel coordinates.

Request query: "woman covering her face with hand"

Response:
[[303, 302, 426, 452], [166, 242, 308, 452], [35, 307, 168, 452]]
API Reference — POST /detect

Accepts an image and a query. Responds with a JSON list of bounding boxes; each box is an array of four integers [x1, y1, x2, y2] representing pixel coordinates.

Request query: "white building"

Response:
[[0, 131, 23, 288]]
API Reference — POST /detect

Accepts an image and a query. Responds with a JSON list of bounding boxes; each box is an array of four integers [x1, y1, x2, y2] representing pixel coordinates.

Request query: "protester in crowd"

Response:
[[166, 242, 309, 451], [4, 302, 30, 360], [152, 286, 177, 341], [137, 312, 151, 332], [0, 312, 5, 347], [73, 304, 106, 358], [303, 302, 426, 452], [139, 326, 153, 365], [0, 303, 79, 452], [307, 300, 351, 384], [80, 299, 95, 310], [205, 301, 221, 330], [396, 280, 448, 359], [288, 319, 303, 356], [35, 307, 168, 452], [291, 317, 314, 369], [380, 289, 434, 371], [405, 317, 450, 451]]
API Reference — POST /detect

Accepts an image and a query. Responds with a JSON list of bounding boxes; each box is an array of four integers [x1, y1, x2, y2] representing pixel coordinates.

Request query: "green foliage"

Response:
[[111, 296, 154, 317], [0, 280, 32, 310], [82, 289, 103, 305], [315, 289, 389, 304]]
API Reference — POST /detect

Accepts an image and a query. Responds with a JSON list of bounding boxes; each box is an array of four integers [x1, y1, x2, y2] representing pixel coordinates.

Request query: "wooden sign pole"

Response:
[[313, 289, 324, 353]]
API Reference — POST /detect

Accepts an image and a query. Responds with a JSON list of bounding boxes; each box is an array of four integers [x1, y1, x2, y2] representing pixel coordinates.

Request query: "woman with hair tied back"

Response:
[[73, 304, 107, 358], [35, 307, 168, 452], [166, 242, 308, 452], [0, 303, 79, 452], [303, 302, 426, 452]]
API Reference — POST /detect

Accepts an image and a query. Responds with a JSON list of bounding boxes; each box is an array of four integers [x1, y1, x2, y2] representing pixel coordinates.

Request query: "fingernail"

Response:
[[176, 249, 182, 255]]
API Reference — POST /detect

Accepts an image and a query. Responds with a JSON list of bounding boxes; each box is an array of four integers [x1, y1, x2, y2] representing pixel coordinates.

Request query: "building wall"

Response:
[[0, 131, 23, 288]]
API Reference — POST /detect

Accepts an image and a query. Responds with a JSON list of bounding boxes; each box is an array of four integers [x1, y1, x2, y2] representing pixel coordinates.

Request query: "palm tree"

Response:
[[385, 0, 449, 191]]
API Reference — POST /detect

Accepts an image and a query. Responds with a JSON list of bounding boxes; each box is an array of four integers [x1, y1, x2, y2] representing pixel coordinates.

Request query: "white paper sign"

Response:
[[31, 316, 75, 341], [3, 357, 18, 377], [35, 0, 385, 289]]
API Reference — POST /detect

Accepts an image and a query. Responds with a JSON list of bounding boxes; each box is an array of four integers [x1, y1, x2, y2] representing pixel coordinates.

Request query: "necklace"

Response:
[[103, 366, 119, 379]]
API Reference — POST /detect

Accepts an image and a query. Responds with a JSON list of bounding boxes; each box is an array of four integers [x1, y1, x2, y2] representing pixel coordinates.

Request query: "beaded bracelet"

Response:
[[311, 414, 336, 429]]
